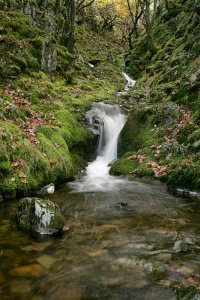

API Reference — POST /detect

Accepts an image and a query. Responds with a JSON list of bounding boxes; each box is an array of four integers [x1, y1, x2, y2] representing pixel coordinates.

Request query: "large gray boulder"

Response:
[[16, 197, 65, 235]]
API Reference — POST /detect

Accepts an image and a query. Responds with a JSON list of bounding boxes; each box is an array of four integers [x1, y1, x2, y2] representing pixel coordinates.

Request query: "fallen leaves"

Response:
[[146, 161, 168, 177], [50, 161, 57, 170], [11, 160, 28, 183], [163, 107, 192, 143], [127, 154, 147, 163], [20, 111, 55, 145], [11, 159, 26, 171], [4, 88, 29, 107], [128, 154, 168, 178]]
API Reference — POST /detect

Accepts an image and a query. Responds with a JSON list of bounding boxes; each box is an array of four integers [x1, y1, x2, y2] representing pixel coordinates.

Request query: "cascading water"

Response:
[[116, 72, 136, 96], [70, 102, 127, 192], [122, 72, 136, 91]]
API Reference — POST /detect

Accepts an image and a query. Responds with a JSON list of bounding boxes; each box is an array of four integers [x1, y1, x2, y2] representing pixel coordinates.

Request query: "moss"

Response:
[[176, 124, 196, 144], [188, 128, 200, 144], [166, 161, 200, 191], [110, 158, 138, 176], [16, 197, 65, 235], [0, 5, 127, 197], [0, 161, 12, 175], [0, 177, 17, 199], [136, 164, 154, 178], [55, 109, 88, 148]]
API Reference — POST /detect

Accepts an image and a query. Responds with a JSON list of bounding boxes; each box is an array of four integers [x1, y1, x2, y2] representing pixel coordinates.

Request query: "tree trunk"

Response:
[[63, 0, 76, 52], [145, 0, 157, 55]]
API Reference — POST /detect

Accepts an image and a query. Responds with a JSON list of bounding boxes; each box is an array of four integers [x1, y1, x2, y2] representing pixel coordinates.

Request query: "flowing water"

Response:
[[122, 72, 136, 91], [117, 72, 136, 96], [1, 103, 200, 300]]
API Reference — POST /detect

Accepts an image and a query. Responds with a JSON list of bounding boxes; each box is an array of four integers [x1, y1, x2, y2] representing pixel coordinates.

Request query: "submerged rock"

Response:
[[16, 197, 65, 235], [10, 264, 44, 278], [173, 234, 195, 253]]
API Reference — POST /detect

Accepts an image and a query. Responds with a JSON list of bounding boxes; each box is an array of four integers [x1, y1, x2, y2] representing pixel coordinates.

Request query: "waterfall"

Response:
[[70, 103, 127, 192], [122, 72, 136, 91], [117, 72, 136, 96]]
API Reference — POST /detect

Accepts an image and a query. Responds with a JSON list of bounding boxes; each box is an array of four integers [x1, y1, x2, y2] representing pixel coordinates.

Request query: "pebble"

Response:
[[96, 224, 119, 235], [10, 264, 44, 277], [21, 242, 52, 252], [88, 249, 108, 258], [36, 255, 57, 269]]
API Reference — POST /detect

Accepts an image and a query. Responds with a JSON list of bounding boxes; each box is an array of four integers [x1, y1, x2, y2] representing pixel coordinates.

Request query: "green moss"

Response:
[[136, 164, 154, 178], [119, 107, 155, 156], [0, 161, 12, 175], [166, 161, 200, 191], [176, 124, 196, 144], [0, 177, 17, 199], [110, 158, 138, 176]]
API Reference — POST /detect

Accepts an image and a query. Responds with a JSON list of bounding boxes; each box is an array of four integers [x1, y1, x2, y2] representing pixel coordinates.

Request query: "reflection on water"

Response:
[[1, 178, 200, 299]]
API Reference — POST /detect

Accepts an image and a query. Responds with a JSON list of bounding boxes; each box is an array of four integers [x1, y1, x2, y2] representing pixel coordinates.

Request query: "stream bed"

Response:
[[1, 179, 200, 299], [1, 102, 200, 299]]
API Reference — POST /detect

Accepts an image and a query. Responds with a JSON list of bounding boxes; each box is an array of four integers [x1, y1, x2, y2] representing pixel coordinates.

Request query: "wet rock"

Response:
[[16, 197, 65, 235], [108, 159, 118, 166], [176, 188, 199, 198], [173, 234, 195, 253], [62, 224, 70, 232], [10, 264, 44, 278]]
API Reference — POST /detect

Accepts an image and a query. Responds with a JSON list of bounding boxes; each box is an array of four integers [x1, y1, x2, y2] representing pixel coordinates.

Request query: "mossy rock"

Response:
[[118, 107, 152, 156], [110, 158, 138, 176], [136, 164, 154, 178], [16, 197, 65, 235]]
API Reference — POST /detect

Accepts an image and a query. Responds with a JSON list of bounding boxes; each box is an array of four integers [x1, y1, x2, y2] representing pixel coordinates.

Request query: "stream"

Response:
[[1, 102, 200, 300]]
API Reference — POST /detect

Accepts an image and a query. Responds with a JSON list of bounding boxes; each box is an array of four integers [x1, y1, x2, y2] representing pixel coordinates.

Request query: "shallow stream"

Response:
[[1, 179, 200, 300], [1, 102, 200, 299]]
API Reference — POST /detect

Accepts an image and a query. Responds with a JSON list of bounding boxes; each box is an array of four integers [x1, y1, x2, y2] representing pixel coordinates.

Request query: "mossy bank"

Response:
[[110, 0, 200, 193], [0, 2, 125, 199]]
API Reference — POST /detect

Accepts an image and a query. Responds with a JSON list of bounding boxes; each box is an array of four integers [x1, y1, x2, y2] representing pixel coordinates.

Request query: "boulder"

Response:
[[16, 197, 65, 235]]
